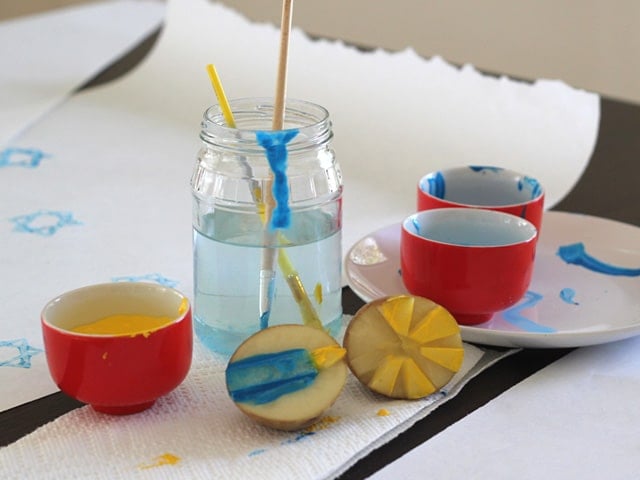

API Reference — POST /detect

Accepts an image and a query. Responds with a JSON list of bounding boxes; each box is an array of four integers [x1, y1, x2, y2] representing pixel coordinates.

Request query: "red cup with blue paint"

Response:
[[401, 208, 538, 325], [417, 166, 544, 231]]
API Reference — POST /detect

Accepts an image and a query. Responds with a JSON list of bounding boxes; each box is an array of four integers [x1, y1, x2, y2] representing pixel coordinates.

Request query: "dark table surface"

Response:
[[1, 28, 639, 480]]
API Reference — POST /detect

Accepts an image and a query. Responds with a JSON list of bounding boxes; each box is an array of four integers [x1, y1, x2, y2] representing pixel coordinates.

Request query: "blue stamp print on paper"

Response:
[[112, 273, 179, 288], [0, 148, 50, 168], [10, 210, 82, 236], [0, 339, 43, 368]]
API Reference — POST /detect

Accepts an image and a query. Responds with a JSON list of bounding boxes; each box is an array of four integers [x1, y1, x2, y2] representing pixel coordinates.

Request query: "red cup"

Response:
[[401, 208, 537, 325], [41, 282, 192, 414], [417, 166, 544, 231]]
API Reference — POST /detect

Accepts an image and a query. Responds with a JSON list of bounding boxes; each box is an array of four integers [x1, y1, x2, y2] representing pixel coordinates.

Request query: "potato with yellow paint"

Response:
[[344, 295, 464, 399]]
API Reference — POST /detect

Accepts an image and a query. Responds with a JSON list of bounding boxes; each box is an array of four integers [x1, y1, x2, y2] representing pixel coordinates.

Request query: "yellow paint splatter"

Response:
[[178, 297, 189, 315], [139, 453, 181, 470], [314, 282, 323, 304], [377, 408, 390, 417], [102, 352, 108, 360], [305, 415, 340, 433]]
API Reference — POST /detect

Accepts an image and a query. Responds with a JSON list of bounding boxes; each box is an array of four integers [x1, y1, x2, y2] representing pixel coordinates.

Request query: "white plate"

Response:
[[345, 211, 640, 348]]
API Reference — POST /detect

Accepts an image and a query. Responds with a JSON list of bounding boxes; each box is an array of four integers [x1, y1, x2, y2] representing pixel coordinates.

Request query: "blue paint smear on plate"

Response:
[[557, 242, 640, 277], [256, 129, 299, 229], [559, 287, 579, 305], [502, 291, 556, 333]]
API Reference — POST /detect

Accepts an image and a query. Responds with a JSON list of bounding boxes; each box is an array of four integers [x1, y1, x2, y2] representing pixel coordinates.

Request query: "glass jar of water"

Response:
[[191, 98, 343, 356]]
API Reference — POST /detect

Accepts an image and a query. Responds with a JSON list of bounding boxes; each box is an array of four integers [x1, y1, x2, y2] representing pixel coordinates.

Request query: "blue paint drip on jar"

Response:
[[256, 129, 299, 229], [557, 242, 640, 277]]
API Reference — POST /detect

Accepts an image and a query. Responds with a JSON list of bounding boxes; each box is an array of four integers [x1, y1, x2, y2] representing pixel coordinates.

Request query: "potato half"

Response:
[[344, 295, 464, 399], [225, 324, 347, 431]]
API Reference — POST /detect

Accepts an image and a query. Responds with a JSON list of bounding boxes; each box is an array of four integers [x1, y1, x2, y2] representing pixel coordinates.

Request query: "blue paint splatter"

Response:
[[259, 278, 276, 330], [519, 204, 528, 219], [0, 147, 49, 168], [248, 449, 267, 457], [282, 430, 316, 444], [226, 348, 317, 405], [0, 339, 43, 368], [111, 273, 179, 288], [411, 216, 421, 235], [502, 291, 556, 333], [557, 242, 640, 277], [517, 176, 542, 199], [427, 171, 445, 198], [259, 311, 270, 331], [256, 129, 299, 229], [10, 210, 81, 236], [559, 288, 579, 305], [469, 166, 503, 173]]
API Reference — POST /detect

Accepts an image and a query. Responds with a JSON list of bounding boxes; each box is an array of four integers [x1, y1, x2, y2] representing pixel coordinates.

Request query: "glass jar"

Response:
[[191, 98, 343, 356]]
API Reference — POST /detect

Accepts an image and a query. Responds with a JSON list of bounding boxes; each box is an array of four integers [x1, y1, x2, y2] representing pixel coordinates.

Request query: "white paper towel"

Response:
[[0, 339, 517, 480]]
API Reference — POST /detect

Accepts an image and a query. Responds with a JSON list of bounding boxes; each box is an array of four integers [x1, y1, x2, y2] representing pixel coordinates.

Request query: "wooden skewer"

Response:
[[259, 0, 296, 329], [272, 0, 293, 130]]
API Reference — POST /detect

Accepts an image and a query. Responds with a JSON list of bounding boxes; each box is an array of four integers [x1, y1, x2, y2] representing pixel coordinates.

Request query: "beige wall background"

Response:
[[2, 0, 639, 105]]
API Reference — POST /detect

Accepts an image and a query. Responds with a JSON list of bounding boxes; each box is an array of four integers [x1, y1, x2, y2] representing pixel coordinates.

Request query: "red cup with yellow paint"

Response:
[[41, 282, 192, 414]]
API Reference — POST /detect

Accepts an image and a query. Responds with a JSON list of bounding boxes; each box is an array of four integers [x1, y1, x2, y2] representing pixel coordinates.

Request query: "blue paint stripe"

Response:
[[427, 171, 445, 199], [256, 129, 299, 230], [557, 242, 640, 277], [502, 291, 556, 333]]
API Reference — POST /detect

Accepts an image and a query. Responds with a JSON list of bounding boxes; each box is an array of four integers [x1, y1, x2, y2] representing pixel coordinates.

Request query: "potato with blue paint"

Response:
[[225, 324, 347, 431]]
